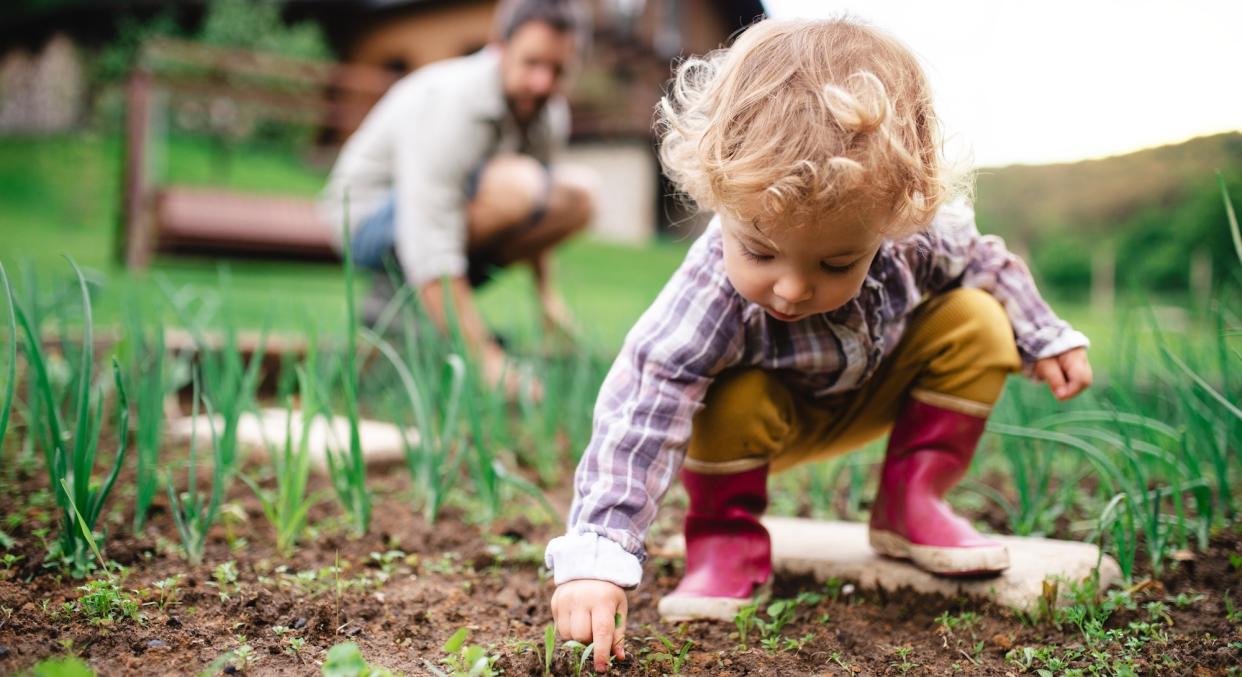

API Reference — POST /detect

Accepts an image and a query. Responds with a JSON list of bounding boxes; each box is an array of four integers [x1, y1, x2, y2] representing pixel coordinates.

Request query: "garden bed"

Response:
[[1, 459, 1239, 676]]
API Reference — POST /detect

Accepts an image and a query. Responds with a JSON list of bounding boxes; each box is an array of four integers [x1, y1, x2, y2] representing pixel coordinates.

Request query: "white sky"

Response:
[[760, 0, 1242, 167]]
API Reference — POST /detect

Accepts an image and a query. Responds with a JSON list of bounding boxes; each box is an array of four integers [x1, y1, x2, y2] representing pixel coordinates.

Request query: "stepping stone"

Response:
[[165, 408, 415, 473], [654, 517, 1121, 612]]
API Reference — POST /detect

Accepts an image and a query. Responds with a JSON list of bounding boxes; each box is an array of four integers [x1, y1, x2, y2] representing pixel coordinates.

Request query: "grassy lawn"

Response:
[[0, 131, 1224, 363], [0, 132, 690, 353]]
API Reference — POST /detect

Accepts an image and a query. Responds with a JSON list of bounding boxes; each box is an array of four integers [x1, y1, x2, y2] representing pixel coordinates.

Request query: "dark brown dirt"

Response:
[[0, 456, 1239, 676]]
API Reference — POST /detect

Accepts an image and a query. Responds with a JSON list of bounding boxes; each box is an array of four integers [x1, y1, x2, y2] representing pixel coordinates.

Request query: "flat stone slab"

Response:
[[166, 408, 414, 473], [654, 517, 1121, 611]]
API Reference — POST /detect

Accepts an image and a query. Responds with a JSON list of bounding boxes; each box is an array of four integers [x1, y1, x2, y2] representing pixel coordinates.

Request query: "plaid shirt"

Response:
[[544, 200, 1089, 588]]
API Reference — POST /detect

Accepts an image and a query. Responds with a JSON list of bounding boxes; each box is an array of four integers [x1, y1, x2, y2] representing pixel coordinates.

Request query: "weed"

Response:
[[782, 632, 814, 654], [323, 641, 395, 677], [23, 655, 95, 676], [822, 577, 848, 602], [147, 575, 183, 611], [196, 636, 258, 677], [889, 645, 919, 674], [209, 560, 240, 602], [283, 635, 306, 659], [430, 628, 500, 677], [75, 576, 142, 625], [1170, 591, 1204, 608], [649, 632, 694, 673], [734, 601, 758, 650], [543, 623, 557, 675], [561, 640, 600, 677], [829, 650, 854, 673], [1225, 590, 1242, 623]]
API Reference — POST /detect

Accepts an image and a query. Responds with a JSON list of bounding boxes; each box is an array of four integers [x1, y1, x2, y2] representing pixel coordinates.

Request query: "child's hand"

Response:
[[1033, 347, 1092, 401], [550, 579, 627, 672]]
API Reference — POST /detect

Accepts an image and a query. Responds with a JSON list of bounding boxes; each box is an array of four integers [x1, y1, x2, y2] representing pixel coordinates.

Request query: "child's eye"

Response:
[[740, 246, 773, 262], [820, 260, 856, 274]]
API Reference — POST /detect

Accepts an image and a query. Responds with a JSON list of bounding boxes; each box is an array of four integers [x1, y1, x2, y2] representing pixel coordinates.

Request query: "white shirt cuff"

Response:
[[1023, 328, 1090, 379], [544, 532, 643, 589], [1033, 328, 1090, 361]]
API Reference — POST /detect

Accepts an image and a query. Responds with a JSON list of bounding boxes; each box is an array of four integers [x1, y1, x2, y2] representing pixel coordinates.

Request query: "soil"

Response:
[[0, 457, 1239, 676]]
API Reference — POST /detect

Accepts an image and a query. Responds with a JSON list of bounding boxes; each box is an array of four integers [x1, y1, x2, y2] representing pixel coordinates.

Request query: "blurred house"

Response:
[[1, 0, 765, 242], [298, 0, 768, 242]]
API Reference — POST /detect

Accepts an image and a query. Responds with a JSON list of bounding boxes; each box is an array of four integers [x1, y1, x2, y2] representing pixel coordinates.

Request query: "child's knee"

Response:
[[927, 288, 1021, 371], [687, 368, 791, 466]]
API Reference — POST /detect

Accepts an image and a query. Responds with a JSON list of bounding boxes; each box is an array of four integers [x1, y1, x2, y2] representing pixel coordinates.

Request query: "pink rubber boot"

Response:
[[658, 465, 772, 622], [868, 398, 1009, 575]]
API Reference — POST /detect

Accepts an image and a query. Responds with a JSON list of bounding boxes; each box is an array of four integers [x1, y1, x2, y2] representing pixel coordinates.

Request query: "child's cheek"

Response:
[[722, 251, 766, 306]]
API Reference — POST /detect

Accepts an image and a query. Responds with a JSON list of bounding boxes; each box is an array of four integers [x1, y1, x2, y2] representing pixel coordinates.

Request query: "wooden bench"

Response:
[[119, 39, 396, 268]]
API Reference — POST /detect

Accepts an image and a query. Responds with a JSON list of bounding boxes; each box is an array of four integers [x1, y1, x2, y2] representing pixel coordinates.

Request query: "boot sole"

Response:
[[869, 529, 1009, 576], [657, 581, 772, 623]]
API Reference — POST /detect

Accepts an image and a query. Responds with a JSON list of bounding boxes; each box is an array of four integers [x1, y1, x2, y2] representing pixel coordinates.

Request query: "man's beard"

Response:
[[508, 94, 550, 124]]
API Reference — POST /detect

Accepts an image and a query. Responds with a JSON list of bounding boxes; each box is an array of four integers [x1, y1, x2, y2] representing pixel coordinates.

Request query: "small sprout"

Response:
[[430, 628, 499, 677], [75, 577, 143, 625], [323, 642, 369, 676], [210, 561, 240, 601], [149, 575, 183, 611]]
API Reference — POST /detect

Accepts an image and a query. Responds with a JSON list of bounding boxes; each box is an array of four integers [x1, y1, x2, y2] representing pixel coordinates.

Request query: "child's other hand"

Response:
[[551, 579, 627, 672], [1034, 347, 1092, 401]]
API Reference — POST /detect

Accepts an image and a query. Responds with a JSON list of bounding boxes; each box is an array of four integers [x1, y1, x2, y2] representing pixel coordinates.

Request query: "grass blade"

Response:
[[0, 263, 16, 457]]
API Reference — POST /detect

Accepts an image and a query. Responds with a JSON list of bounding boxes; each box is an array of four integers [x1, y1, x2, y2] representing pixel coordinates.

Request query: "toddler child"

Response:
[[544, 17, 1093, 672]]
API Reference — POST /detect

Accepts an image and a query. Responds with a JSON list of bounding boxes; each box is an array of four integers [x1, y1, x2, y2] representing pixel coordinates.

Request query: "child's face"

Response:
[[720, 208, 887, 322]]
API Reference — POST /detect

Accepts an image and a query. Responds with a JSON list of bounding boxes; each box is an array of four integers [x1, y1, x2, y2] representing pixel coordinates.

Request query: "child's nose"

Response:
[[773, 274, 813, 305]]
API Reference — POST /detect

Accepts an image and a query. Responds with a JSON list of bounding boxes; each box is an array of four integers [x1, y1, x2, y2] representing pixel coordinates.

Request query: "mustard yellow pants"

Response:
[[685, 288, 1022, 475]]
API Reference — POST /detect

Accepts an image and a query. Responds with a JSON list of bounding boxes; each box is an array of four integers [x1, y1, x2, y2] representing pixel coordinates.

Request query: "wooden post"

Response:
[[120, 70, 155, 268], [1090, 246, 1115, 314]]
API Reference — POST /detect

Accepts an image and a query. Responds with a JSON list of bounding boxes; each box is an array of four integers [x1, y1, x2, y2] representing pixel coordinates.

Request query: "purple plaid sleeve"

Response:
[[918, 200, 1089, 364], [544, 226, 745, 587]]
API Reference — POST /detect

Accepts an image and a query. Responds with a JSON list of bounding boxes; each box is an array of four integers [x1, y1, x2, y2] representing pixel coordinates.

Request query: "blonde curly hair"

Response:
[[657, 17, 966, 236]]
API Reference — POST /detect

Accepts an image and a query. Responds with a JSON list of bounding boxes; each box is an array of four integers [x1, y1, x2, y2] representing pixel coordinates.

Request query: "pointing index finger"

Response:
[[591, 606, 616, 672]]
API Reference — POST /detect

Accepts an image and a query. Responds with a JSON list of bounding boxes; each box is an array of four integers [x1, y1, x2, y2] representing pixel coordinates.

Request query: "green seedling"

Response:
[[0, 263, 16, 464], [24, 655, 95, 677], [15, 257, 130, 577], [243, 366, 324, 556], [74, 576, 142, 625], [429, 627, 499, 677], [360, 327, 466, 522], [561, 640, 597, 677], [166, 370, 226, 566], [543, 623, 556, 675], [734, 601, 758, 650], [127, 300, 166, 533], [210, 560, 240, 602], [889, 645, 919, 674], [322, 641, 395, 677], [148, 575, 183, 611], [650, 633, 694, 673], [324, 201, 372, 537]]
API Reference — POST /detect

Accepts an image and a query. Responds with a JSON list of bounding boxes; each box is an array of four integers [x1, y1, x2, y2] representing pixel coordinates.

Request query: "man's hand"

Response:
[[481, 343, 545, 403], [550, 579, 627, 673], [1033, 347, 1092, 401], [539, 290, 579, 347]]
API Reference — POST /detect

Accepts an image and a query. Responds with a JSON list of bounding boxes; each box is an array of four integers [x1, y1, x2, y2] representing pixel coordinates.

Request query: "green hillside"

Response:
[[974, 132, 1242, 295]]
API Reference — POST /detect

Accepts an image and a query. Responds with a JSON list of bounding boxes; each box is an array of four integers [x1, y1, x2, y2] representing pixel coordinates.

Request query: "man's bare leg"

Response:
[[466, 154, 595, 336]]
